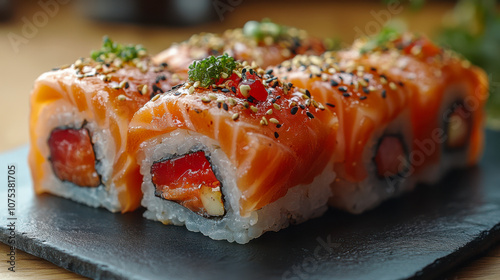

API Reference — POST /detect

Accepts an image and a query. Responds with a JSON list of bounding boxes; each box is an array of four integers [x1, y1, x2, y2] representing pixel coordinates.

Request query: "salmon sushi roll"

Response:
[[128, 54, 338, 243], [28, 37, 173, 212], [153, 19, 325, 78], [272, 54, 414, 213], [337, 30, 488, 185]]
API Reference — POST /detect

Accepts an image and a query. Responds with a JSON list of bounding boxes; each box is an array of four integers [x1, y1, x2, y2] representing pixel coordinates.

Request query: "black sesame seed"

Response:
[[398, 81, 404, 87], [287, 67, 292, 72], [362, 87, 370, 94], [359, 96, 367, 100], [306, 112, 315, 119], [380, 74, 387, 79], [291, 106, 298, 115], [274, 132, 279, 139], [212, 88, 218, 92], [309, 73, 313, 78], [381, 90, 387, 98], [152, 84, 164, 93], [155, 75, 166, 83], [338, 86, 348, 92], [231, 86, 236, 93], [271, 98, 277, 103], [217, 102, 222, 109], [276, 95, 281, 99], [247, 96, 256, 103], [221, 88, 230, 93], [276, 124, 282, 128], [305, 90, 311, 98], [338, 76, 343, 81], [272, 81, 279, 88], [343, 93, 350, 97], [223, 103, 229, 111], [364, 77, 370, 82], [325, 103, 335, 108], [330, 80, 339, 86], [288, 82, 293, 88], [174, 92, 181, 96], [265, 78, 274, 83], [249, 69, 255, 75], [370, 67, 377, 71], [266, 69, 273, 75], [172, 83, 183, 90], [124, 82, 130, 89], [299, 104, 306, 109]]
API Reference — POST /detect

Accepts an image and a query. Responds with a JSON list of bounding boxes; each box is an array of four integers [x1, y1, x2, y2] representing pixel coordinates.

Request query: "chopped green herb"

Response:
[[360, 26, 402, 54], [91, 36, 147, 62], [243, 19, 286, 43], [188, 54, 237, 88]]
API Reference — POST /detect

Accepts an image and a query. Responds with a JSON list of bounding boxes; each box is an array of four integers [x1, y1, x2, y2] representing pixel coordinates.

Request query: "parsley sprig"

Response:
[[91, 36, 147, 62], [188, 54, 237, 88]]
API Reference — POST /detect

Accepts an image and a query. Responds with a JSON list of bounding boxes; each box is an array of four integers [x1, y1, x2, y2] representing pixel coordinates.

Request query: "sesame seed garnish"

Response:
[[201, 96, 211, 103], [217, 102, 222, 109], [389, 82, 397, 90], [299, 104, 306, 109], [381, 90, 387, 98], [330, 80, 339, 87], [338, 86, 348, 92], [231, 86, 236, 93], [223, 103, 229, 111], [276, 124, 282, 128], [209, 93, 217, 100], [380, 77, 387, 84], [193, 81, 200, 88], [140, 85, 148, 95], [273, 103, 281, 110], [306, 112, 315, 119], [302, 94, 310, 100], [342, 93, 350, 97], [359, 96, 367, 100], [318, 103, 325, 110], [240, 84, 251, 98], [269, 118, 279, 124], [189, 86, 195, 94], [274, 132, 279, 139], [227, 98, 237, 106], [243, 101, 249, 108], [266, 69, 273, 75], [232, 113, 240, 120], [260, 117, 269, 126], [305, 89, 311, 98], [151, 94, 160, 101], [291, 106, 298, 115], [250, 105, 258, 113], [117, 94, 126, 101], [153, 84, 164, 94], [326, 103, 335, 108], [173, 92, 181, 96], [266, 109, 273, 115], [221, 88, 230, 93], [305, 99, 311, 107]]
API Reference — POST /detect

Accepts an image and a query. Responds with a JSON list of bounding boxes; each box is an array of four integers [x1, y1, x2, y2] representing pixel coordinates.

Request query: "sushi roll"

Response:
[[128, 54, 338, 243], [272, 54, 414, 214], [152, 19, 325, 77], [28, 37, 173, 212], [337, 30, 489, 185]]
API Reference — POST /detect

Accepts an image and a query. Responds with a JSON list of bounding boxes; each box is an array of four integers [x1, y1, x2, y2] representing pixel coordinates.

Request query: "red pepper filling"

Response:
[[48, 128, 100, 187], [374, 136, 408, 178], [151, 151, 225, 218], [446, 105, 470, 149]]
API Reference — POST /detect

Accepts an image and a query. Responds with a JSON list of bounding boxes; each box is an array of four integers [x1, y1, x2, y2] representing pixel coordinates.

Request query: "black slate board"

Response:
[[1, 131, 500, 280]]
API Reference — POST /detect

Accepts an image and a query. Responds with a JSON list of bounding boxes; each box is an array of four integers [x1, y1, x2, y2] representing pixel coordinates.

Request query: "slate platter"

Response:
[[1, 130, 500, 280]]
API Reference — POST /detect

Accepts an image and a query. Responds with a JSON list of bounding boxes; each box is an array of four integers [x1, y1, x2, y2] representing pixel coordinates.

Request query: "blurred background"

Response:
[[0, 0, 499, 152]]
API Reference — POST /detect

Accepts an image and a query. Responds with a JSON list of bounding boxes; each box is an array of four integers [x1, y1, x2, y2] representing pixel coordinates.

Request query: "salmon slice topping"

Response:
[[48, 128, 101, 187], [374, 136, 408, 178], [446, 105, 470, 150], [151, 151, 225, 218]]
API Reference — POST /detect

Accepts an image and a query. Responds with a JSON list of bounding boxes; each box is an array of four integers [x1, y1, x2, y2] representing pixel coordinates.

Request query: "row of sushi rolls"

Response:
[[29, 20, 488, 244]]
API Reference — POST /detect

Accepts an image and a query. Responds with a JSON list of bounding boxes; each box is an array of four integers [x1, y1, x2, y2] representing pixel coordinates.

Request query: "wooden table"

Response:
[[0, 1, 498, 279]]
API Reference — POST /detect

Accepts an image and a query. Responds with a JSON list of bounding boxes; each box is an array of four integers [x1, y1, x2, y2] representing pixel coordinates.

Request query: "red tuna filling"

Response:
[[374, 136, 408, 178], [151, 151, 225, 218], [48, 128, 100, 187]]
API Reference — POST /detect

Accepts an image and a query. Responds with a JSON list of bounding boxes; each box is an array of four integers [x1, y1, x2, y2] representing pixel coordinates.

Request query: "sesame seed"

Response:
[[305, 90, 311, 98], [250, 105, 258, 113], [243, 101, 249, 108], [201, 96, 211, 103], [231, 86, 236, 93], [217, 102, 222, 109], [117, 94, 126, 101], [338, 86, 348, 92], [239, 84, 251, 98], [221, 88, 230, 93], [389, 82, 397, 90], [221, 72, 228, 79], [266, 109, 273, 115], [232, 113, 239, 120], [274, 132, 279, 139], [299, 104, 306, 109], [291, 106, 298, 115], [140, 85, 148, 95], [273, 103, 281, 110], [189, 86, 195, 94], [260, 117, 268, 126], [276, 124, 282, 128], [343, 93, 350, 97], [359, 96, 367, 100], [381, 90, 387, 98], [302, 94, 310, 100], [223, 103, 229, 111], [193, 81, 200, 88], [362, 87, 370, 94], [151, 94, 160, 101], [227, 98, 237, 106], [306, 112, 314, 119], [305, 99, 311, 107], [269, 118, 279, 124], [330, 80, 339, 87], [325, 103, 335, 108], [266, 69, 273, 75], [318, 103, 325, 110], [209, 93, 217, 100]]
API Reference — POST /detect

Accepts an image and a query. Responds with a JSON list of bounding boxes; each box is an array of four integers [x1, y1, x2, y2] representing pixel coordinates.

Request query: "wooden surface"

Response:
[[0, 1, 498, 279]]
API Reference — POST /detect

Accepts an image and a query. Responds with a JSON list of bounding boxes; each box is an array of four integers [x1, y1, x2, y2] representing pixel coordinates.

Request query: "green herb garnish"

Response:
[[188, 54, 237, 88], [243, 19, 286, 43], [91, 36, 147, 62], [360, 26, 402, 54]]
